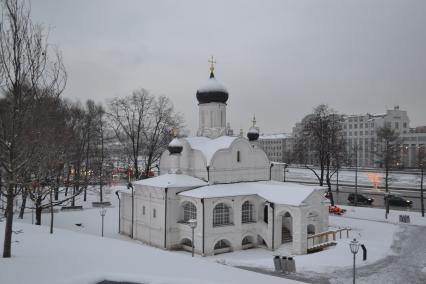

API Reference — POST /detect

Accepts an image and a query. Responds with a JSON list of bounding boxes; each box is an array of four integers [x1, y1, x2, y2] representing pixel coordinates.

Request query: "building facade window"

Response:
[[241, 201, 254, 223], [213, 203, 231, 226], [142, 206, 145, 215], [153, 208, 156, 218], [237, 151, 241, 162], [214, 240, 230, 249], [183, 202, 197, 222]]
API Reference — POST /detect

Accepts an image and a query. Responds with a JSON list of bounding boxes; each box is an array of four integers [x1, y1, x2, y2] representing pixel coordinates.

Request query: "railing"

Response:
[[307, 227, 351, 251]]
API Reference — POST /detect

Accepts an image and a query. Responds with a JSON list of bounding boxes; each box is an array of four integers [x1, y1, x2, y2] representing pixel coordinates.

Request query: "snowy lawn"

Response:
[[5, 185, 425, 282], [207, 215, 401, 274], [0, 222, 302, 284]]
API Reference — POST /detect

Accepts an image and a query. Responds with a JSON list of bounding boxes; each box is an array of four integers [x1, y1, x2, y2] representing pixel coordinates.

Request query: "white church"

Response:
[[119, 62, 329, 256]]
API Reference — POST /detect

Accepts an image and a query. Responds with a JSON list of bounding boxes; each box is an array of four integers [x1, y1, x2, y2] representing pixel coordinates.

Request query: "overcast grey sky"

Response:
[[32, 0, 426, 135]]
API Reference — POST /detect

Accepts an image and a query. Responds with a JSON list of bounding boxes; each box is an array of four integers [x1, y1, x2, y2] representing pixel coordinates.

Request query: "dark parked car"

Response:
[[387, 195, 413, 207], [348, 193, 374, 205]]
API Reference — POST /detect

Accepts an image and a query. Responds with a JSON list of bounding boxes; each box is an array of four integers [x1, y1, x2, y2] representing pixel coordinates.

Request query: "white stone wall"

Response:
[[121, 183, 329, 256], [209, 140, 269, 184], [159, 138, 270, 184], [197, 103, 227, 138]]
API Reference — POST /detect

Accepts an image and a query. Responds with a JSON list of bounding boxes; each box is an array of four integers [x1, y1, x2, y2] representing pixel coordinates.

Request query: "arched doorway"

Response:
[[281, 212, 293, 244]]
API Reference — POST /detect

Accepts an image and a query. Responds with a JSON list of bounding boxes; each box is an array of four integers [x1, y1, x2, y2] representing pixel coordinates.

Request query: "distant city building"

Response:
[[291, 106, 426, 169], [342, 106, 425, 168], [259, 133, 293, 163]]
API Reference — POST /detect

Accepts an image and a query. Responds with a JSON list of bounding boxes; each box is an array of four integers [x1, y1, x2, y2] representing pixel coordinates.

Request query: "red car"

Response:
[[328, 205, 346, 215]]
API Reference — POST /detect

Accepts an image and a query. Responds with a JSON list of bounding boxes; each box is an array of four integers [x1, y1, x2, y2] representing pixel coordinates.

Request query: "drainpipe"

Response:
[[269, 163, 274, 180], [164, 187, 168, 249], [271, 203, 275, 250], [206, 166, 210, 183], [201, 198, 205, 255]]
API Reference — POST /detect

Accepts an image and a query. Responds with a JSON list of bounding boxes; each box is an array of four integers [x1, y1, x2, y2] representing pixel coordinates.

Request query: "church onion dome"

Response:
[[247, 126, 259, 141], [196, 71, 229, 104], [168, 138, 183, 154]]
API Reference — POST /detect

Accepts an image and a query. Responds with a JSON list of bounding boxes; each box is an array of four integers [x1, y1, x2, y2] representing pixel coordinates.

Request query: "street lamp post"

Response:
[[115, 191, 121, 233], [354, 144, 359, 206], [384, 192, 391, 219], [100, 207, 107, 237], [188, 219, 197, 257], [349, 238, 360, 284], [127, 183, 134, 239], [420, 163, 424, 217], [283, 164, 288, 182]]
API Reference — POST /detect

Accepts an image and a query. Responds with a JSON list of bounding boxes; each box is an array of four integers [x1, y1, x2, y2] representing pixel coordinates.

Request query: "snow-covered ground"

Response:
[[2, 185, 426, 283], [208, 215, 400, 274], [1, 186, 302, 284], [0, 222, 302, 284]]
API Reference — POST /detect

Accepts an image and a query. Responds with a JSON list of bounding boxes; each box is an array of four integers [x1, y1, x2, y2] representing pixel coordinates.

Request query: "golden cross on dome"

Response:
[[171, 128, 178, 137], [208, 55, 216, 73]]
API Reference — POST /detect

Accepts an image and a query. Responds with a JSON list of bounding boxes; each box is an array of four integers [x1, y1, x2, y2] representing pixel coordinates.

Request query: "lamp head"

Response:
[[349, 238, 360, 254], [188, 219, 197, 229]]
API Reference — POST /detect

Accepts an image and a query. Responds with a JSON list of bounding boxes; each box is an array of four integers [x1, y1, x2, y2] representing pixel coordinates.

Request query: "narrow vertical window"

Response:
[[142, 206, 145, 215], [237, 151, 240, 162], [153, 208, 156, 218]]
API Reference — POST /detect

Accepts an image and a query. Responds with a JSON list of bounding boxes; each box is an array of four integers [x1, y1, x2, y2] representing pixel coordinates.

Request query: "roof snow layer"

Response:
[[180, 181, 322, 206], [133, 174, 207, 188], [185, 136, 237, 165]]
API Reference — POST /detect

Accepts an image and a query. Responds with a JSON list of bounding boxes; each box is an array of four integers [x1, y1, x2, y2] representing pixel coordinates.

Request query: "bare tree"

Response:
[[374, 125, 400, 193], [91, 104, 113, 203], [293, 105, 345, 205], [142, 96, 182, 178], [108, 89, 153, 180], [0, 0, 66, 258]]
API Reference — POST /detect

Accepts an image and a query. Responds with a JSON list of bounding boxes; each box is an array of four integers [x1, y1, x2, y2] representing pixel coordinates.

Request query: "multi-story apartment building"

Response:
[[291, 106, 425, 169], [258, 133, 293, 163], [343, 106, 425, 168]]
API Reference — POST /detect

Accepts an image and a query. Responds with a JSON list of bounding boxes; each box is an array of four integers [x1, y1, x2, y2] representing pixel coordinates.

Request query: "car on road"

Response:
[[348, 193, 374, 205], [387, 195, 413, 207]]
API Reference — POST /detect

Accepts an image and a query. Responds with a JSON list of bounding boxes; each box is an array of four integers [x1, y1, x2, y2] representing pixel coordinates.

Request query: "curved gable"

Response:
[[209, 138, 269, 183]]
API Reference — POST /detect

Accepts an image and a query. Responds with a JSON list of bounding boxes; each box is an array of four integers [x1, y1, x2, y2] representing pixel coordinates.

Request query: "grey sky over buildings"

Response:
[[32, 0, 426, 135]]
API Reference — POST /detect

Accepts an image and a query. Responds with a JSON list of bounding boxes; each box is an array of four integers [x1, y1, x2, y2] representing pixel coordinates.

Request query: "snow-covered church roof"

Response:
[[133, 174, 207, 188], [184, 136, 237, 165], [179, 181, 322, 206]]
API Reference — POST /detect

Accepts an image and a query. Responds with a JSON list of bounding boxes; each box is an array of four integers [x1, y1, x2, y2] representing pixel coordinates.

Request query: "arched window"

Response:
[[307, 224, 315, 235], [242, 236, 253, 245], [181, 238, 192, 247], [214, 239, 230, 249], [183, 202, 197, 222], [213, 203, 231, 226], [263, 204, 269, 223], [242, 201, 254, 223]]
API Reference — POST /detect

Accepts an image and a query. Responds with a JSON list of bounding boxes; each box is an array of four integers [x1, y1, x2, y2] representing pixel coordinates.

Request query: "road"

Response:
[[287, 179, 425, 212]]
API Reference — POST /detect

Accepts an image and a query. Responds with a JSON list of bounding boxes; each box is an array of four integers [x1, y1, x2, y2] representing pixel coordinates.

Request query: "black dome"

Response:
[[168, 138, 183, 154], [196, 71, 229, 104], [247, 127, 259, 141]]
